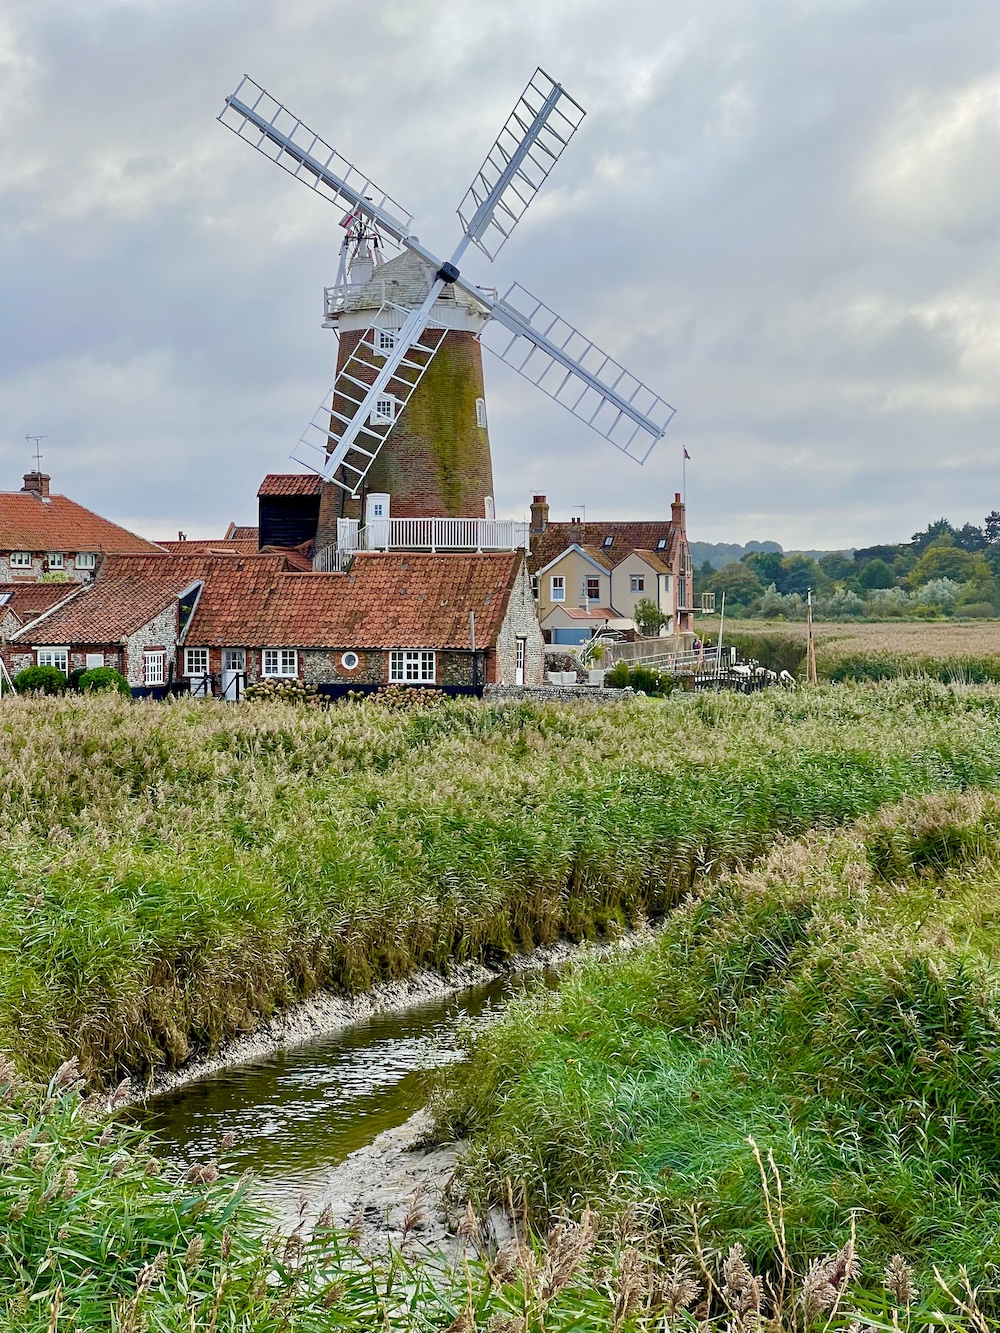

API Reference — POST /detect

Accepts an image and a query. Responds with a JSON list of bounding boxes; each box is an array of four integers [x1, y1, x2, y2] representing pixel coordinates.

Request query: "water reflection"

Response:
[[134, 971, 551, 1212]]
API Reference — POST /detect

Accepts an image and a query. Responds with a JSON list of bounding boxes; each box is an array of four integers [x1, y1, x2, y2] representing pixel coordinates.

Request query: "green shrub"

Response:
[[820, 651, 1000, 684], [78, 667, 130, 695], [67, 666, 87, 691], [13, 666, 66, 695], [603, 661, 678, 695]]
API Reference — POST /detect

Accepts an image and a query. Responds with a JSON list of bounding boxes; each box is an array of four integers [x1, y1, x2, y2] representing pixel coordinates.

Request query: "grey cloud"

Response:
[[0, 0, 998, 546]]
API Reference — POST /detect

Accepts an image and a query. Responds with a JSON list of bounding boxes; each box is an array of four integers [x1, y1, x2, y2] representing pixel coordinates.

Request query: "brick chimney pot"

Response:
[[22, 471, 50, 499]]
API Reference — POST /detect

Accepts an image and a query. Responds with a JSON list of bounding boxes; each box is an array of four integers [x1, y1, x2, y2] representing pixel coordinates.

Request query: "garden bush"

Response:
[[13, 665, 66, 695], [78, 666, 131, 695]]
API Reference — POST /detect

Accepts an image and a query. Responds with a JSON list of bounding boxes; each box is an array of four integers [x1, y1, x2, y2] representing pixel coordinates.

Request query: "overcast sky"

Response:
[[1, 0, 998, 547]]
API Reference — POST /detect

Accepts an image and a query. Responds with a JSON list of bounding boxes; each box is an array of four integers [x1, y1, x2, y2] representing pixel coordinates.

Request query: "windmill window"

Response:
[[656, 538, 667, 550], [476, 398, 487, 428], [630, 576, 645, 593], [389, 650, 435, 684], [371, 396, 397, 424], [377, 329, 396, 353], [602, 536, 614, 548], [550, 576, 565, 602], [263, 648, 298, 677], [10, 551, 31, 568]]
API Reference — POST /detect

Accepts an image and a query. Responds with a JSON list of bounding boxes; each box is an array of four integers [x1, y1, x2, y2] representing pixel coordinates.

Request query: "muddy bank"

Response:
[[129, 924, 660, 1106]]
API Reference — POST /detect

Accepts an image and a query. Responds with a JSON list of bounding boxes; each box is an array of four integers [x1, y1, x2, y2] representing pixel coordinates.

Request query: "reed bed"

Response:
[[433, 787, 1000, 1308], [5, 683, 1000, 1085]]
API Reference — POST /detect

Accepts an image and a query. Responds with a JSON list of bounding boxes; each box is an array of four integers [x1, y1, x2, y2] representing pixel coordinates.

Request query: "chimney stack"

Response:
[[22, 471, 50, 499], [529, 494, 549, 534], [671, 491, 685, 531]]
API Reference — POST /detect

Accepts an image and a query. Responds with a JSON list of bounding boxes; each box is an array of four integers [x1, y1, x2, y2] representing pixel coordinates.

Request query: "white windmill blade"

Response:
[[480, 282, 676, 463], [219, 76, 414, 244], [457, 68, 585, 262], [292, 300, 449, 493]]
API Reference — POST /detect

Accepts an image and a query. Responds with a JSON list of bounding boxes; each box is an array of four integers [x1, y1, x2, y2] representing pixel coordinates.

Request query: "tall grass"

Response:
[[432, 787, 1000, 1305], [6, 683, 1000, 1085]]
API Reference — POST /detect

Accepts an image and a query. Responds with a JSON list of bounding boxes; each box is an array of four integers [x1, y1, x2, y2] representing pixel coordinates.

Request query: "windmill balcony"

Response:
[[313, 517, 530, 570]]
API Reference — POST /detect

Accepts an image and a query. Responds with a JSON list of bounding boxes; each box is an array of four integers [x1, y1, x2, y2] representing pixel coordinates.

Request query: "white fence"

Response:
[[314, 517, 530, 568]]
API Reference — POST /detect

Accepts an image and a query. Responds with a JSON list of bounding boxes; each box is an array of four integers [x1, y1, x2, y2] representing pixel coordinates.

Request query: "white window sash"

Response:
[[389, 650, 435, 684], [551, 577, 565, 602], [184, 649, 209, 676], [10, 552, 31, 568]]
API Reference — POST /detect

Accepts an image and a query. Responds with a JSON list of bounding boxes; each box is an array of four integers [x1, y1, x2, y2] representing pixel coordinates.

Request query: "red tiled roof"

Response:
[[0, 582, 79, 628], [0, 492, 162, 555], [226, 525, 259, 541], [560, 606, 619, 620], [260, 545, 313, 571], [257, 474, 323, 497], [529, 521, 678, 574], [186, 551, 523, 649], [11, 553, 293, 645], [159, 539, 260, 556]]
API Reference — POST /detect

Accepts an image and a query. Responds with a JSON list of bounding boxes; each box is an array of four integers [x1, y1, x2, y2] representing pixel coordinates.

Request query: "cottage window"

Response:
[[476, 397, 487, 428], [341, 651, 359, 671], [184, 648, 209, 676], [10, 551, 31, 569], [389, 650, 435, 684], [36, 647, 68, 674], [370, 395, 396, 424], [263, 648, 298, 677], [46, 552, 64, 569], [85, 654, 103, 670], [144, 652, 166, 687], [75, 552, 96, 570], [630, 576, 644, 593], [550, 576, 565, 602], [586, 577, 600, 601], [531, 574, 539, 600]]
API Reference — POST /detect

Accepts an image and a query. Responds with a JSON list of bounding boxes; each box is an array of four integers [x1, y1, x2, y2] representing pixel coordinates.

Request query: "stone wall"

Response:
[[124, 604, 177, 688], [484, 683, 624, 704], [0, 555, 91, 583], [492, 558, 545, 684]]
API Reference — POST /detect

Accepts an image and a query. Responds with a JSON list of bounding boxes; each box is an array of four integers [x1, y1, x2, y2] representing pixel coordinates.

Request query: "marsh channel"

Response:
[[134, 970, 560, 1228]]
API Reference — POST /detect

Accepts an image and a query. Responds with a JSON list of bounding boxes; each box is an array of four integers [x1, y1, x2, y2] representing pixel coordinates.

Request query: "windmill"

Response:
[[219, 68, 677, 516]]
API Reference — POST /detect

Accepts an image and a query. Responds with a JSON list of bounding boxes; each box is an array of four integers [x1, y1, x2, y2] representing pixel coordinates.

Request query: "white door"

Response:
[[515, 637, 526, 686], [221, 649, 246, 701]]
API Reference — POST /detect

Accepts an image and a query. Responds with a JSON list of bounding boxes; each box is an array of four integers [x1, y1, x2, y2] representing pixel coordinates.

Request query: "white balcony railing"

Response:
[[313, 517, 530, 570]]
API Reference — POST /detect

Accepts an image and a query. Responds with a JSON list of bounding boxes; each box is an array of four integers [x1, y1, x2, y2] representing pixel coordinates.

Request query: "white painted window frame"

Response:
[[262, 648, 298, 677], [550, 575, 565, 603], [46, 552, 64, 569], [370, 395, 396, 424], [144, 651, 166, 686], [184, 647, 209, 676], [75, 552, 96, 570], [36, 647, 68, 674], [389, 650, 435, 684], [476, 397, 487, 428], [10, 551, 31, 569]]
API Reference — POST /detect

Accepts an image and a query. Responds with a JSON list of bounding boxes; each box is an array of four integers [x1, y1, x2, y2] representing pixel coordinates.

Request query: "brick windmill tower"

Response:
[[321, 226, 495, 521], [222, 69, 677, 559]]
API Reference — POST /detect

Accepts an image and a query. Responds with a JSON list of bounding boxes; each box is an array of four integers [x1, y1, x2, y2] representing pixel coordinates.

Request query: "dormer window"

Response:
[[602, 536, 614, 549], [10, 551, 31, 569]]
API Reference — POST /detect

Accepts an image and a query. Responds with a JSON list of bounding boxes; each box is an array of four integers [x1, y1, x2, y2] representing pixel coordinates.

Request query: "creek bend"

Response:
[[134, 970, 558, 1225]]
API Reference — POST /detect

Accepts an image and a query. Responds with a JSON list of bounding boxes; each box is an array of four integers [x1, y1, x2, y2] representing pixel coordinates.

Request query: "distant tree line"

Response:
[[695, 513, 1000, 620]]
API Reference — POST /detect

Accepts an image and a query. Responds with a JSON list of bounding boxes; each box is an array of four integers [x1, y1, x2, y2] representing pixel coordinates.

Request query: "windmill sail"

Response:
[[293, 301, 449, 492], [479, 282, 676, 462], [457, 68, 585, 261], [219, 77, 414, 243]]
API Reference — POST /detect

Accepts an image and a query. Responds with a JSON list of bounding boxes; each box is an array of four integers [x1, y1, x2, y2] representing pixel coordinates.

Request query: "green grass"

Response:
[[432, 787, 1000, 1305], [6, 682, 1000, 1086]]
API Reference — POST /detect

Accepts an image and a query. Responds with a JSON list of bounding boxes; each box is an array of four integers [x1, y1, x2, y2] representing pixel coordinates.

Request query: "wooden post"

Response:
[[806, 587, 817, 684]]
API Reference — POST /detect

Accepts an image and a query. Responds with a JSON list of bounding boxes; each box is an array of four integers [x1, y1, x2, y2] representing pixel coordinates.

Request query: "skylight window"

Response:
[[657, 538, 667, 550], [602, 535, 614, 548]]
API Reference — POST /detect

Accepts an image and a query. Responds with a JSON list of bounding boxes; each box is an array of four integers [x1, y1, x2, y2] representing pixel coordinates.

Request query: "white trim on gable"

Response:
[[535, 544, 613, 579]]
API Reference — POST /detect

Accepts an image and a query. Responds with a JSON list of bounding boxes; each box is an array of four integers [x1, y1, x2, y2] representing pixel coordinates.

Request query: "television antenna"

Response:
[[25, 434, 47, 471], [219, 69, 677, 496]]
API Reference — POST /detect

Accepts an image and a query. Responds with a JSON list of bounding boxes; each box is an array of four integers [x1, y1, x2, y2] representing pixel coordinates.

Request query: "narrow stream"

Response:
[[135, 971, 553, 1217]]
